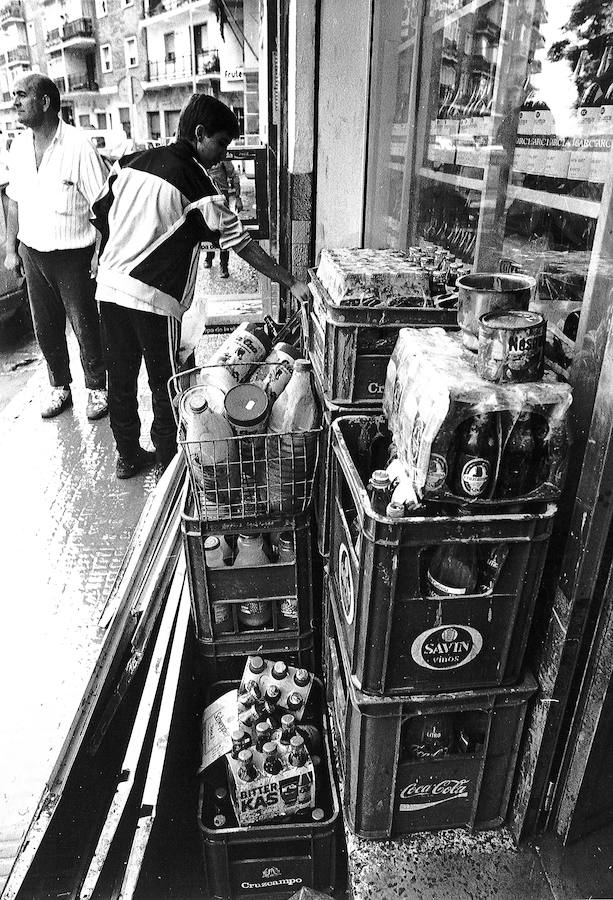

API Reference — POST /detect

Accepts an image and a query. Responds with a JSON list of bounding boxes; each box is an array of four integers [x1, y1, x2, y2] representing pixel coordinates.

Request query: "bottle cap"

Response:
[[281, 713, 296, 729], [370, 469, 390, 488], [256, 721, 271, 737], [262, 741, 277, 755], [272, 660, 288, 680], [213, 814, 227, 828], [287, 692, 304, 710], [204, 536, 221, 551], [294, 359, 312, 372], [248, 655, 266, 675], [265, 684, 281, 701], [238, 749, 253, 764], [231, 729, 245, 742], [224, 383, 269, 429], [311, 808, 325, 822], [214, 786, 228, 803], [293, 668, 310, 687], [187, 387, 209, 413], [290, 734, 305, 749]]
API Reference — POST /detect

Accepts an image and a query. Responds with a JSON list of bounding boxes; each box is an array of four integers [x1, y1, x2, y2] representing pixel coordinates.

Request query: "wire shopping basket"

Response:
[[169, 363, 322, 522]]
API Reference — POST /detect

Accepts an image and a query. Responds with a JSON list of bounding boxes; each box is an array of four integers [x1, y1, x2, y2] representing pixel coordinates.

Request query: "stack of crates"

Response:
[[324, 414, 557, 839], [172, 364, 321, 681], [304, 266, 457, 558]]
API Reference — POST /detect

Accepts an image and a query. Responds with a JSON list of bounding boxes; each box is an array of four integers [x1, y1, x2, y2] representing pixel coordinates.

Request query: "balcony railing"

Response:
[[0, 1, 24, 23], [1, 90, 11, 102], [146, 0, 194, 16], [7, 44, 29, 63], [46, 18, 94, 47], [67, 73, 97, 91], [147, 51, 219, 81]]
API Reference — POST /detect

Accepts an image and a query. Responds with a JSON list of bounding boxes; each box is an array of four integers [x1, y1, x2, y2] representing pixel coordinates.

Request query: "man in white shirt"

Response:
[[4, 74, 109, 420]]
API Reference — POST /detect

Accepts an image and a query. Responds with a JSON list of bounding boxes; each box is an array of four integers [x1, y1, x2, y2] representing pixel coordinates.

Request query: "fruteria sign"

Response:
[[221, 65, 244, 92]]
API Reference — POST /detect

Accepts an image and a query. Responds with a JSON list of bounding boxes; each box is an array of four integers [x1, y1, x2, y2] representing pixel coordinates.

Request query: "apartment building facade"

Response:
[[0, 0, 260, 145]]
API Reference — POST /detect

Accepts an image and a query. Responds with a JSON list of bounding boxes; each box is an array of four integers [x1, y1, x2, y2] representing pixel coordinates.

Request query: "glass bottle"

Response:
[[236, 749, 257, 783], [262, 741, 283, 776], [234, 534, 272, 628], [277, 533, 299, 629], [288, 734, 308, 768], [495, 412, 535, 499], [205, 535, 233, 633], [449, 412, 497, 500], [427, 542, 479, 597], [404, 714, 454, 759]]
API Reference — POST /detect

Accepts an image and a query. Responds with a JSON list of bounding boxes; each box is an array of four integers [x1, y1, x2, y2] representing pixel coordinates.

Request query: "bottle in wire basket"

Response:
[[182, 388, 239, 516], [204, 536, 232, 633], [267, 359, 320, 514], [234, 535, 272, 628]]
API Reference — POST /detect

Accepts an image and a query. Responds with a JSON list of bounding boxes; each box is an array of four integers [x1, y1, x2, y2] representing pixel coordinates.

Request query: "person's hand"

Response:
[[4, 250, 22, 277], [289, 280, 311, 305], [235, 197, 243, 213]]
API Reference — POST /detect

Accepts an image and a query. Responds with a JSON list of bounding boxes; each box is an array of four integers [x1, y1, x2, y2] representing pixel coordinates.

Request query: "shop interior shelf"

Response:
[[506, 185, 601, 220], [419, 166, 484, 192]]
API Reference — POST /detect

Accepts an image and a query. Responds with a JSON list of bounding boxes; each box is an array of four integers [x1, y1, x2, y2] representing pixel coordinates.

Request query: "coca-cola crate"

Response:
[[306, 268, 456, 406], [328, 415, 556, 695], [198, 678, 341, 900], [311, 366, 380, 558], [182, 482, 316, 647], [169, 364, 321, 523], [325, 599, 536, 839]]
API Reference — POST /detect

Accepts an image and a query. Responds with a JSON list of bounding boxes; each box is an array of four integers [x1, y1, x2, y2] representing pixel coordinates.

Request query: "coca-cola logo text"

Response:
[[399, 778, 471, 813], [411, 625, 483, 670]]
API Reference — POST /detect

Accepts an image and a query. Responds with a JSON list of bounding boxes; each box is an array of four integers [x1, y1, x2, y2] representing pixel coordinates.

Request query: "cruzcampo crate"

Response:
[[182, 482, 315, 646], [325, 600, 536, 839], [311, 366, 380, 559], [198, 679, 341, 900], [328, 415, 556, 695], [306, 268, 456, 406]]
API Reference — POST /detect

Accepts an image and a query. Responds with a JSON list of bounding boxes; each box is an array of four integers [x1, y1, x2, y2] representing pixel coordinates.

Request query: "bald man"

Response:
[[5, 74, 109, 420]]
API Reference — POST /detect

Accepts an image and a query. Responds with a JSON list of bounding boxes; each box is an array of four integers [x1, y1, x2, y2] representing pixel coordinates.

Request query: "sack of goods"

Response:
[[199, 656, 322, 827], [316, 247, 431, 308], [176, 320, 321, 519], [383, 327, 573, 507]]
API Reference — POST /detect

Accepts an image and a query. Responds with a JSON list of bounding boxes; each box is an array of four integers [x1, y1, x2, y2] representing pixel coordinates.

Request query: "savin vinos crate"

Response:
[[328, 415, 556, 695], [307, 268, 456, 406], [325, 600, 536, 839], [198, 679, 341, 900]]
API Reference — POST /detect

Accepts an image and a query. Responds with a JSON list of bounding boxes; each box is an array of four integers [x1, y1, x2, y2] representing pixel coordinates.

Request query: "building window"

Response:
[[122, 0, 133, 8], [124, 37, 138, 69], [95, 0, 107, 16], [97, 112, 107, 129], [119, 106, 131, 138], [100, 44, 112, 73], [164, 32, 175, 63], [79, 114, 91, 128], [147, 111, 160, 140], [164, 109, 180, 140], [26, 21, 36, 46]]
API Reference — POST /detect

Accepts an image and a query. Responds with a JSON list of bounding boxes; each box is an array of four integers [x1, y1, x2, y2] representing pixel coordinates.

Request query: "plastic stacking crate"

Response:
[[311, 366, 380, 559], [198, 678, 341, 900], [328, 415, 556, 695], [169, 364, 321, 524], [306, 268, 457, 406], [325, 599, 536, 839]]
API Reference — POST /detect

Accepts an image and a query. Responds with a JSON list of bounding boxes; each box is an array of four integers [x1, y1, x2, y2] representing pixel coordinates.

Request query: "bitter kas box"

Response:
[[199, 657, 315, 827]]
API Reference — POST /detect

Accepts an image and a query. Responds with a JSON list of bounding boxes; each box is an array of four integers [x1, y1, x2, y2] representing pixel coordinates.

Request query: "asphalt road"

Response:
[[0, 313, 41, 414]]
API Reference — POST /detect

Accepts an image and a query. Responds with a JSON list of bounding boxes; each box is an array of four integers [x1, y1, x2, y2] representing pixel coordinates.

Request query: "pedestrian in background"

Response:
[[203, 158, 243, 278], [92, 92, 310, 480], [4, 74, 109, 420]]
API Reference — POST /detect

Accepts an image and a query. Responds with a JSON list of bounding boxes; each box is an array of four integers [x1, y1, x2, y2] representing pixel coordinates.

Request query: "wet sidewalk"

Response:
[[0, 352, 158, 895]]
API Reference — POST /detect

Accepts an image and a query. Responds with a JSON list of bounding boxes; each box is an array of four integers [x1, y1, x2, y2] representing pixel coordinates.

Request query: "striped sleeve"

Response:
[[78, 138, 110, 207], [201, 194, 252, 252]]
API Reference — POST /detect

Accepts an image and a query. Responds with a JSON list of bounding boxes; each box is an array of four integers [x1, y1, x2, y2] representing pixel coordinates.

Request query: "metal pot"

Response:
[[457, 273, 536, 350]]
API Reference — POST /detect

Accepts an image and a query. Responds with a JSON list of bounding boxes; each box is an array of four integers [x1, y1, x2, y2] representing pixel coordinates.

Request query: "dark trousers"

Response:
[[205, 248, 230, 271], [20, 243, 106, 390], [100, 303, 180, 465]]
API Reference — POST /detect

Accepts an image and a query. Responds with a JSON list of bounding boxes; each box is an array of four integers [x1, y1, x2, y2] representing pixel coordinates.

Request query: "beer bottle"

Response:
[[235, 535, 272, 628], [427, 542, 478, 596], [248, 656, 266, 676], [280, 713, 297, 746], [237, 680, 261, 711], [425, 422, 454, 495], [262, 741, 283, 776], [213, 786, 231, 825], [477, 543, 509, 594], [231, 729, 252, 759], [495, 412, 535, 499], [263, 684, 281, 718], [367, 470, 394, 515], [450, 412, 497, 500], [271, 660, 288, 682], [288, 734, 308, 768], [404, 714, 454, 759], [277, 534, 299, 629], [255, 720, 273, 753], [287, 692, 304, 716], [293, 668, 310, 689], [237, 749, 258, 783]]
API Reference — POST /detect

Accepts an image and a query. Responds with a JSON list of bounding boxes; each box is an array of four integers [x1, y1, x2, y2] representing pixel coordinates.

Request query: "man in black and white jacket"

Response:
[[93, 93, 310, 480]]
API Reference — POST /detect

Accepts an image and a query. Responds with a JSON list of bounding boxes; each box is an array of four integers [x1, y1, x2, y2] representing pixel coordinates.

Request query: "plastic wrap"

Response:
[[383, 328, 573, 505], [316, 248, 430, 308]]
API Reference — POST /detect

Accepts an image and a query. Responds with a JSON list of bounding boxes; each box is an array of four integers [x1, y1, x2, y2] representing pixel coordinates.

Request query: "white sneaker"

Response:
[[41, 386, 72, 419], [86, 388, 108, 421]]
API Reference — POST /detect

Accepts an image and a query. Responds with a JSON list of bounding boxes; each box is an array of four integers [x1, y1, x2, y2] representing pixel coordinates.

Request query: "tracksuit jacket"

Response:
[[92, 138, 252, 321]]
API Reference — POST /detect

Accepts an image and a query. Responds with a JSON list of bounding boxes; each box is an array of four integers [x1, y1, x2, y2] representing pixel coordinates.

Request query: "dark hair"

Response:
[[24, 74, 61, 113], [177, 93, 240, 141]]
